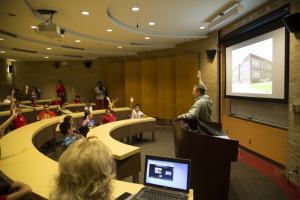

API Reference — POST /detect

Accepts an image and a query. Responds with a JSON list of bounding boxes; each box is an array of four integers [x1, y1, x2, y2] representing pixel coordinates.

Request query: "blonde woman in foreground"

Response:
[[49, 138, 115, 200]]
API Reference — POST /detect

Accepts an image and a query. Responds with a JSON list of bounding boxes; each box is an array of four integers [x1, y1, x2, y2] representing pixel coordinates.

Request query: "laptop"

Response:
[[132, 155, 191, 200]]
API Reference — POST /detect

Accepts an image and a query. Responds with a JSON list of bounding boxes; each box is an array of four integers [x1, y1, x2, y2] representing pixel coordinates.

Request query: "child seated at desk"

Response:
[[84, 100, 93, 112], [60, 121, 83, 149], [72, 88, 81, 103], [25, 85, 38, 100], [3, 95, 11, 103], [10, 98, 35, 112], [13, 107, 26, 129], [130, 96, 147, 141], [100, 97, 116, 125], [30, 98, 43, 107], [50, 95, 69, 106], [37, 104, 56, 120], [57, 103, 79, 115], [49, 137, 113, 200], [82, 110, 95, 135], [56, 115, 81, 135]]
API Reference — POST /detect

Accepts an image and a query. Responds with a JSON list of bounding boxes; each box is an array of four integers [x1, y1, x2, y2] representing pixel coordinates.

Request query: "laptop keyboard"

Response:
[[138, 190, 185, 200]]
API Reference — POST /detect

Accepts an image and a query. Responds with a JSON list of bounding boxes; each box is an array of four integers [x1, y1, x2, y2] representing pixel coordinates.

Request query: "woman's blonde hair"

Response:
[[49, 138, 115, 200]]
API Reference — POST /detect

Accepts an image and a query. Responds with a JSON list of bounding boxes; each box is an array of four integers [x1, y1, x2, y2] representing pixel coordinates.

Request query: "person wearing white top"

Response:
[[83, 100, 93, 117], [130, 96, 147, 141], [95, 81, 105, 110]]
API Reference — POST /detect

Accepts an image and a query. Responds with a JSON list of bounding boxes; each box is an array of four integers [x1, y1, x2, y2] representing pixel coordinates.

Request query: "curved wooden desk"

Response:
[[0, 99, 52, 111], [0, 103, 96, 126], [0, 110, 172, 200]]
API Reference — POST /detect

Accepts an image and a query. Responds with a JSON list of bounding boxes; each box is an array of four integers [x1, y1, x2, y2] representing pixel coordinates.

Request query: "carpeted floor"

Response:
[[44, 129, 289, 200]]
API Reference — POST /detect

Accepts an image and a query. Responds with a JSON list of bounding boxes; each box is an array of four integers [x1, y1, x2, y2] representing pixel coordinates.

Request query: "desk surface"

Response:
[[0, 99, 52, 106], [0, 103, 96, 116], [0, 109, 191, 199]]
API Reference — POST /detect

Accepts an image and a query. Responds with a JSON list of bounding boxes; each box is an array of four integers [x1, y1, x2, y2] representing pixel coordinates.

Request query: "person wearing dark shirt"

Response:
[[82, 110, 95, 135], [56, 115, 81, 135], [100, 97, 116, 125], [25, 85, 39, 100], [13, 107, 26, 129], [12, 89, 24, 101]]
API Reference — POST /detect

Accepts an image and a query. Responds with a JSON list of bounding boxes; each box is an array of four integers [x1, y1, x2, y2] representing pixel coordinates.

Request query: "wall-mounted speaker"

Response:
[[282, 12, 300, 33], [84, 62, 92, 68], [54, 62, 59, 68], [206, 49, 217, 60], [8, 65, 13, 74]]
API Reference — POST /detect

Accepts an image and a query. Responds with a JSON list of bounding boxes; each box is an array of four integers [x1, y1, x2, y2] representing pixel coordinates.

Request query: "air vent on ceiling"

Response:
[[130, 42, 154, 46], [63, 54, 83, 58], [62, 45, 84, 50], [12, 48, 36, 53], [0, 30, 17, 38]]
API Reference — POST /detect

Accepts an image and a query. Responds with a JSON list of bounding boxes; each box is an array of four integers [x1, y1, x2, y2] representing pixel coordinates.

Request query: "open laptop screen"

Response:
[[144, 155, 191, 194]]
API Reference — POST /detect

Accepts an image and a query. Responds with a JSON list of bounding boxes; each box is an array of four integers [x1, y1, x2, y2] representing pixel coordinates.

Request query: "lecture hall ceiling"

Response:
[[0, 0, 269, 61]]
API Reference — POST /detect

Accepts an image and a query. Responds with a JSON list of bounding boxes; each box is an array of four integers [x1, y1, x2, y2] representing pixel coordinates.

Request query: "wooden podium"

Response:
[[172, 119, 239, 200]]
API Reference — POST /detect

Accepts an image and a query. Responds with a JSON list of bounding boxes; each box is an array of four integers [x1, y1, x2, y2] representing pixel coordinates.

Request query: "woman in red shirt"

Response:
[[55, 80, 66, 101]]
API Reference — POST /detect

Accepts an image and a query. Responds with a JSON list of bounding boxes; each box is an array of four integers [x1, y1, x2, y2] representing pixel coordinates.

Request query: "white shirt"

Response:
[[3, 99, 11, 103], [131, 109, 144, 119], [84, 106, 93, 112], [95, 86, 105, 100]]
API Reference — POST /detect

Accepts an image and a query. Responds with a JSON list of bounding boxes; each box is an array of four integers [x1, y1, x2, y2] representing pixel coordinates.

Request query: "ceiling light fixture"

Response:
[[45, 56, 49, 58], [107, 29, 112, 32], [149, 22, 155, 25], [199, 26, 205, 29], [132, 7, 139, 11], [0, 51, 5, 53], [118, 46, 122, 48], [208, 4, 244, 30], [81, 11, 90, 15], [31, 26, 37, 29], [47, 48, 52, 50], [145, 37, 150, 39], [75, 40, 81, 42], [0, 38, 3, 40]]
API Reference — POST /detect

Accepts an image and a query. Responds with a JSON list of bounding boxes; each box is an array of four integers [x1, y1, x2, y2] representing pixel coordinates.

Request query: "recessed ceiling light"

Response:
[[45, 56, 49, 58], [75, 40, 81, 42], [0, 38, 3, 40], [88, 53, 92, 54], [145, 37, 150, 39], [31, 26, 37, 29], [81, 11, 90, 15], [0, 51, 5, 53], [107, 29, 112, 32], [132, 7, 139, 11], [97, 44, 101, 45], [47, 48, 52, 50], [199, 26, 205, 29], [149, 22, 155, 25], [118, 46, 122, 48], [7, 13, 16, 17]]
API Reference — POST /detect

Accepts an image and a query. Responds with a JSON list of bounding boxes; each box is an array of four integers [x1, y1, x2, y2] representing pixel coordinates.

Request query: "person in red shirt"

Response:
[[100, 97, 116, 125], [72, 88, 81, 103], [30, 98, 43, 107], [37, 104, 57, 120], [55, 80, 66, 101], [13, 107, 26, 129], [49, 95, 69, 105]]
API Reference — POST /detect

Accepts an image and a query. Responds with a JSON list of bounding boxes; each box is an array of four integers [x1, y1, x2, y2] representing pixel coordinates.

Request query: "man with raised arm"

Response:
[[178, 71, 212, 121]]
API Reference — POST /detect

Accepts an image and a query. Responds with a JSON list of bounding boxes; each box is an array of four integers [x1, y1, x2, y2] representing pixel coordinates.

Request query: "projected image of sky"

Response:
[[232, 38, 273, 94]]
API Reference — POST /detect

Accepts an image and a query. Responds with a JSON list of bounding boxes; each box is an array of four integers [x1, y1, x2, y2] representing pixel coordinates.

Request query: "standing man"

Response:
[[178, 84, 212, 121]]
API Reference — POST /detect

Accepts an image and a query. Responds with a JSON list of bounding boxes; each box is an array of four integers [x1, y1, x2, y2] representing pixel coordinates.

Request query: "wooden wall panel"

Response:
[[124, 61, 142, 109], [175, 53, 199, 117], [141, 59, 158, 117], [107, 63, 125, 107], [157, 57, 176, 119]]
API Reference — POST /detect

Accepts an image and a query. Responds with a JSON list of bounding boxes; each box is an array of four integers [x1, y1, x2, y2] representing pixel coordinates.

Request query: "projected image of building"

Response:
[[232, 53, 272, 84]]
